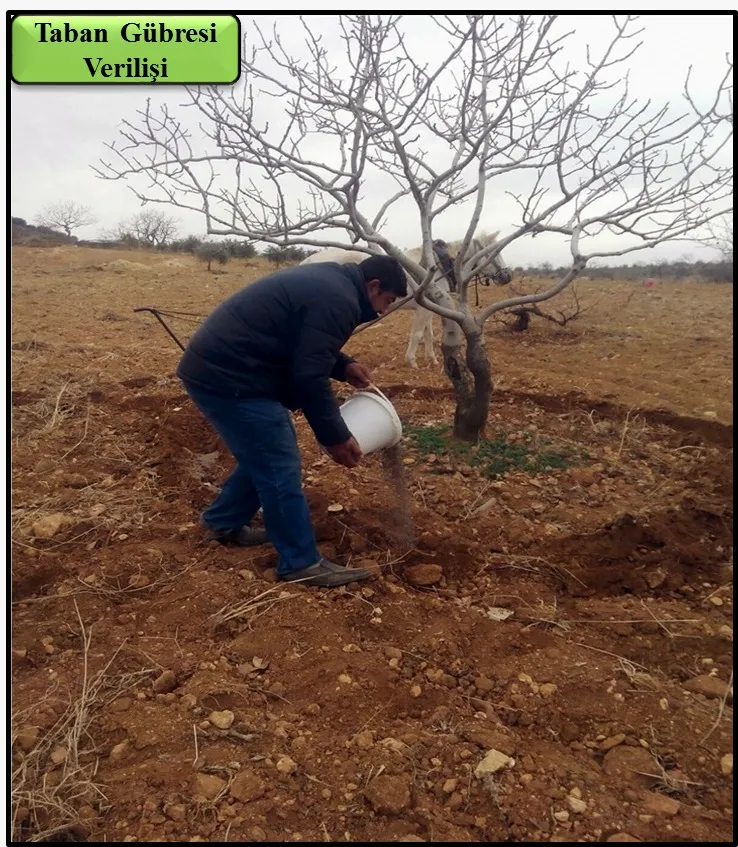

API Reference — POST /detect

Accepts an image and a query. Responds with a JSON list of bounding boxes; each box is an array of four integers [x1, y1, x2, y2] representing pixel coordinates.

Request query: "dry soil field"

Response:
[[10, 246, 734, 843]]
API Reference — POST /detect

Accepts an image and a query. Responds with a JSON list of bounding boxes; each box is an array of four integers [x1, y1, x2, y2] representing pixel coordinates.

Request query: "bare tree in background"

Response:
[[706, 215, 733, 262], [118, 210, 179, 247], [94, 14, 733, 440], [36, 201, 96, 238]]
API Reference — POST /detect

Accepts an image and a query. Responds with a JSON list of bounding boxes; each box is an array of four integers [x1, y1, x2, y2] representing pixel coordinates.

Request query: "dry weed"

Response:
[[11, 602, 152, 842]]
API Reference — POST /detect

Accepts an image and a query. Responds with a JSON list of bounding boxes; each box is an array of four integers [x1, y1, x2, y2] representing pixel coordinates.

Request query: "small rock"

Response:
[[327, 503, 344, 513], [16, 725, 40, 752], [410, 685, 422, 698], [276, 755, 298, 775], [602, 746, 657, 788], [109, 741, 130, 763], [539, 683, 558, 698], [720, 753, 733, 776], [683, 675, 732, 701], [165, 804, 186, 822], [180, 694, 198, 710], [460, 726, 516, 756], [208, 710, 235, 730], [230, 772, 265, 802], [384, 647, 402, 660], [31, 513, 68, 539], [718, 625, 733, 641], [600, 733, 626, 751], [152, 670, 177, 694], [50, 746, 68, 766], [642, 791, 680, 816], [353, 730, 375, 750], [474, 749, 511, 777], [364, 774, 411, 814], [708, 595, 724, 607], [568, 796, 587, 814], [380, 737, 408, 753], [606, 834, 641, 843], [474, 674, 495, 693], [442, 778, 458, 793], [405, 564, 443, 587], [193, 773, 226, 801], [128, 574, 150, 588], [570, 468, 599, 486], [645, 567, 667, 589], [448, 792, 463, 810], [553, 810, 570, 822], [486, 606, 514, 621]]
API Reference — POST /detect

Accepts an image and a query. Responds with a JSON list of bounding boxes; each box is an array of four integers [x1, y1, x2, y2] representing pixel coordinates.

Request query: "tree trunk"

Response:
[[441, 321, 492, 442]]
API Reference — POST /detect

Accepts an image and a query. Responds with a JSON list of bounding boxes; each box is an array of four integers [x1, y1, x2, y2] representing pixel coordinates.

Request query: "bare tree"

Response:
[[36, 201, 96, 237], [706, 215, 733, 261], [94, 14, 733, 440], [120, 210, 179, 247]]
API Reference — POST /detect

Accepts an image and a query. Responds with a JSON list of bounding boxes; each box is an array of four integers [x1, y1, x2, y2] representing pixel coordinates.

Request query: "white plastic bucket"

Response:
[[335, 388, 403, 455]]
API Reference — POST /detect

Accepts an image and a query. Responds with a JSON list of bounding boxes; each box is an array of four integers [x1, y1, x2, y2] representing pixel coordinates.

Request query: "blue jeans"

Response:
[[182, 383, 321, 576]]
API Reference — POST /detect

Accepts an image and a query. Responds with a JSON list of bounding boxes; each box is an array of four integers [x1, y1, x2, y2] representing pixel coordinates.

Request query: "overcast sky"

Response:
[[10, 13, 733, 266]]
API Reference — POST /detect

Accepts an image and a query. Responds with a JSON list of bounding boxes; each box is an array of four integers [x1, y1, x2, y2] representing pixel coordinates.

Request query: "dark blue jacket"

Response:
[[176, 261, 378, 446]]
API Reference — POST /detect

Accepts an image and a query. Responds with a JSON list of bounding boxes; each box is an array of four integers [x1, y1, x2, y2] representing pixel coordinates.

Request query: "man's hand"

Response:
[[326, 436, 363, 469], [344, 361, 373, 389]]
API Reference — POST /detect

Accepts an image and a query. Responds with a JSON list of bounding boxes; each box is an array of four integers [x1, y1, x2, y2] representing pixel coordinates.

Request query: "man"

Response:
[[176, 254, 407, 588]]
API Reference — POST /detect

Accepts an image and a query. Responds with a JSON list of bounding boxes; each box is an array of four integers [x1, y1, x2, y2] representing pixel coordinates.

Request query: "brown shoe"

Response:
[[279, 559, 373, 587]]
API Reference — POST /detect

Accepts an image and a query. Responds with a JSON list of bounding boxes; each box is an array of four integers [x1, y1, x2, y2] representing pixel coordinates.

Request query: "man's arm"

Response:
[[290, 303, 355, 447], [330, 352, 356, 382]]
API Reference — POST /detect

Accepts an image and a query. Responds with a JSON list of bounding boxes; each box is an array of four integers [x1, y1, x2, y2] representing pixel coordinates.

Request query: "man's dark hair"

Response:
[[359, 255, 408, 297]]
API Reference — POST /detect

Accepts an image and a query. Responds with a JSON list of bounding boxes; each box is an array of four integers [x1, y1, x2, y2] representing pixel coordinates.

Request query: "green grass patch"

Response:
[[404, 422, 586, 479]]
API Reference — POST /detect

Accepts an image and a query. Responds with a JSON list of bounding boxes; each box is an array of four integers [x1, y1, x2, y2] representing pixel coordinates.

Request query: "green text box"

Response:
[[11, 14, 240, 84]]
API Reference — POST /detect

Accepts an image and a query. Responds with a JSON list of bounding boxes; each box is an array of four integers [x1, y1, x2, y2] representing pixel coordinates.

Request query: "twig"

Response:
[[208, 587, 299, 627], [463, 483, 492, 519], [569, 640, 648, 670], [59, 404, 92, 461], [192, 724, 199, 767], [704, 581, 733, 602], [46, 381, 70, 430], [615, 409, 633, 461], [698, 669, 733, 746]]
